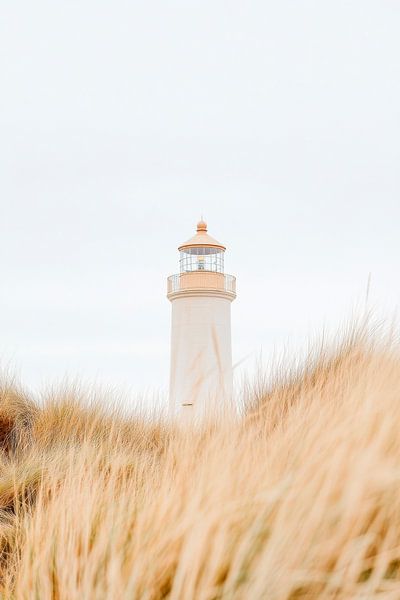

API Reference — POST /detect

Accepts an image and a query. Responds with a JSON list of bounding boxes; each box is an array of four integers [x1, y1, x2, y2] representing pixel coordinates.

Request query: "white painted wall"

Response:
[[169, 293, 233, 420]]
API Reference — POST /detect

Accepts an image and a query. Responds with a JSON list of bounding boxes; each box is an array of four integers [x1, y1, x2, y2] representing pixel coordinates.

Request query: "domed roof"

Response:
[[178, 220, 226, 252]]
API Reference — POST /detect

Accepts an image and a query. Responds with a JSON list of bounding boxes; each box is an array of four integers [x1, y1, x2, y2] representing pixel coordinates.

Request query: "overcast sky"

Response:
[[1, 1, 399, 402]]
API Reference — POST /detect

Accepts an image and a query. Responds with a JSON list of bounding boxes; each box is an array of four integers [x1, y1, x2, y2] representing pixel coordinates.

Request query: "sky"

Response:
[[1, 1, 399, 403]]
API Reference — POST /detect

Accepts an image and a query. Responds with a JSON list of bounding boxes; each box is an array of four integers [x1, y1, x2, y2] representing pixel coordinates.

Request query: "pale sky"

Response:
[[1, 1, 399, 402]]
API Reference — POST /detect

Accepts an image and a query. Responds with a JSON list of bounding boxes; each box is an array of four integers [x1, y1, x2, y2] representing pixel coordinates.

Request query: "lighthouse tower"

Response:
[[167, 220, 236, 419]]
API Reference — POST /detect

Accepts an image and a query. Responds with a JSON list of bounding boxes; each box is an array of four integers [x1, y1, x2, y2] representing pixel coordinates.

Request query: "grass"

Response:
[[1, 325, 400, 598]]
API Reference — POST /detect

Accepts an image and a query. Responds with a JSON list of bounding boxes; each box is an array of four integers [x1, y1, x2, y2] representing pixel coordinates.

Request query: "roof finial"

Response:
[[197, 218, 207, 232]]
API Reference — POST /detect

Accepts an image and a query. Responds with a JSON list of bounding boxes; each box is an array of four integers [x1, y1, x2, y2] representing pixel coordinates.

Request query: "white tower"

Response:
[[167, 220, 236, 419]]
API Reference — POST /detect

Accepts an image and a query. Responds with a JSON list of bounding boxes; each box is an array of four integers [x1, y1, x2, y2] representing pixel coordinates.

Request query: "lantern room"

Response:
[[178, 220, 226, 274], [167, 220, 236, 299]]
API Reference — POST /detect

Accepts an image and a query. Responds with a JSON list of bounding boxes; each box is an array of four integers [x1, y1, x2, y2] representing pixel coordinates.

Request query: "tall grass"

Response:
[[1, 326, 400, 598]]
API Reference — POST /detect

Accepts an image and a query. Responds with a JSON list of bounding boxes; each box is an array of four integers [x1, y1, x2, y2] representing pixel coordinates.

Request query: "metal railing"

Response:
[[167, 272, 236, 296]]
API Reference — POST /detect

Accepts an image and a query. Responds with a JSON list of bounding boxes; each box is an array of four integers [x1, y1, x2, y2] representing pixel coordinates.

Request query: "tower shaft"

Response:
[[169, 290, 234, 418]]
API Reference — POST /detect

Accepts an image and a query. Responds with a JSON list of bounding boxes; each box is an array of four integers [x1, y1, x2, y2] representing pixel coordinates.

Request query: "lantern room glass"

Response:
[[180, 247, 225, 273]]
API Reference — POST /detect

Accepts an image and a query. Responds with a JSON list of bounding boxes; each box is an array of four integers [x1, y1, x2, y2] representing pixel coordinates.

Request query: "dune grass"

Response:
[[1, 326, 400, 598]]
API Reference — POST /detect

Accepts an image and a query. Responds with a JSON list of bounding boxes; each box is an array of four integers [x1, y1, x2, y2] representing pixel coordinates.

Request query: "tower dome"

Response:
[[178, 220, 226, 252]]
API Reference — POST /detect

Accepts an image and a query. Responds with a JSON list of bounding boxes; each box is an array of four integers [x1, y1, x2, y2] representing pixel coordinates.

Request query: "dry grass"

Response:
[[1, 326, 400, 598]]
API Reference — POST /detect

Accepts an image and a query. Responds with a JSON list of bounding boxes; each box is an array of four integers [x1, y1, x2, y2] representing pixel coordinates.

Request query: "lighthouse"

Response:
[[167, 220, 236, 419]]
